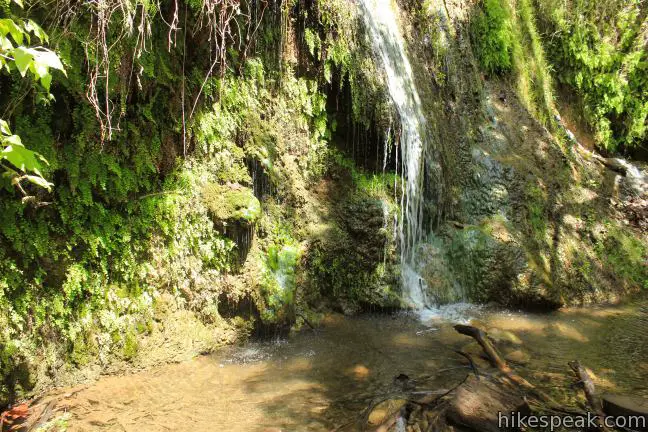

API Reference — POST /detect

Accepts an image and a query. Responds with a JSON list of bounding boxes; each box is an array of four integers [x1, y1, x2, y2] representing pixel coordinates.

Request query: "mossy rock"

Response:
[[202, 183, 261, 226]]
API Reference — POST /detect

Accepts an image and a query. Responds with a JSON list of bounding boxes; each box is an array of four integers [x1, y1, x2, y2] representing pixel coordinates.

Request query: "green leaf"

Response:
[[12, 0, 24, 8], [29, 55, 48, 78], [25, 174, 53, 190], [0, 119, 10, 135], [3, 133, 22, 146], [0, 19, 24, 45], [2, 145, 42, 172], [24, 20, 48, 43], [33, 48, 65, 73], [40, 71, 52, 91], [0, 35, 14, 51], [11, 46, 33, 77]]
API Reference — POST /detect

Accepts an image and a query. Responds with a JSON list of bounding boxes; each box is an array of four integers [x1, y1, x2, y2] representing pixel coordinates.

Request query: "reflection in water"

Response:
[[54, 304, 647, 431]]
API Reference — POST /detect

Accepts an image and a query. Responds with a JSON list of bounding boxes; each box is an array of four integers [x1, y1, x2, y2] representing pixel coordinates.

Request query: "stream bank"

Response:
[[20, 301, 648, 431]]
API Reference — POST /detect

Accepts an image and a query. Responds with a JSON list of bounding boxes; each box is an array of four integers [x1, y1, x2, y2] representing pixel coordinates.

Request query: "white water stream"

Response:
[[357, 0, 440, 311]]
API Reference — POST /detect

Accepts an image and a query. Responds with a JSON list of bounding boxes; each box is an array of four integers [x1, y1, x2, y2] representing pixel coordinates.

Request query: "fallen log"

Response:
[[454, 324, 535, 390], [353, 325, 594, 432], [445, 375, 529, 432], [454, 325, 505, 369], [454, 324, 585, 418]]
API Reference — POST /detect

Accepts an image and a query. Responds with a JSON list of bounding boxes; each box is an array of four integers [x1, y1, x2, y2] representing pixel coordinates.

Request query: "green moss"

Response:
[[471, 0, 514, 75], [202, 183, 262, 225], [526, 184, 548, 244], [300, 155, 401, 310], [306, 241, 401, 310], [330, 150, 401, 202], [596, 223, 648, 289], [122, 330, 139, 361], [259, 244, 300, 323], [70, 330, 98, 367]]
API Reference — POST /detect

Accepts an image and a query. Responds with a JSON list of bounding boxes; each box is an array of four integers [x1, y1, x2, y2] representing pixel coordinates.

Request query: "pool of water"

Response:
[[42, 303, 648, 431]]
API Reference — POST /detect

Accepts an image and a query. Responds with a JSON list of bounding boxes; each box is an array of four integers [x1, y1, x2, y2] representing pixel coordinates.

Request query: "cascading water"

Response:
[[357, 0, 439, 310]]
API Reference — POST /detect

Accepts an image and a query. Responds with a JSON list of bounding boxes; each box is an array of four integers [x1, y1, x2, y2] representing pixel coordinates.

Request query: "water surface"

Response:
[[50, 303, 648, 431]]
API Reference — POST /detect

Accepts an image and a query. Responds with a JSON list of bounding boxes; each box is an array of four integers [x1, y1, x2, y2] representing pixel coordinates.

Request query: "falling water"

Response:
[[358, 0, 440, 309]]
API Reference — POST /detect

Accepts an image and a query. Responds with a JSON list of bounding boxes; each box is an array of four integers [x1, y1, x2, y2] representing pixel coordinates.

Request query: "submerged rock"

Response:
[[488, 328, 523, 346]]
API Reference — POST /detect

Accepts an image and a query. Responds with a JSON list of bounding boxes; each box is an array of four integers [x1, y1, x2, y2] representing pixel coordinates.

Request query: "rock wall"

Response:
[[393, 0, 647, 308]]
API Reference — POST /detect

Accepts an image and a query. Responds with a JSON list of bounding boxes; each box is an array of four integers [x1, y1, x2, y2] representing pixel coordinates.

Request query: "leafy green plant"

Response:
[[0, 120, 52, 191], [0, 3, 65, 194], [535, 0, 647, 151], [471, 0, 513, 75]]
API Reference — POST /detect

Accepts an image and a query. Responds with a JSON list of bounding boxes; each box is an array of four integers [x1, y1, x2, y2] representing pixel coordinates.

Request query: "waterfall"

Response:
[[357, 0, 437, 309]]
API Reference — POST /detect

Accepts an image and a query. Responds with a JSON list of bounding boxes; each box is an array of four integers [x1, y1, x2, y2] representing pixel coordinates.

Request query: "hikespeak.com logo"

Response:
[[498, 411, 647, 431]]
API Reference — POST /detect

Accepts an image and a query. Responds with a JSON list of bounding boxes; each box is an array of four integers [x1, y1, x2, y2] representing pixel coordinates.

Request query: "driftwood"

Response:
[[454, 324, 535, 390], [454, 325, 587, 418], [445, 375, 529, 432], [454, 350, 480, 379], [569, 360, 610, 431]]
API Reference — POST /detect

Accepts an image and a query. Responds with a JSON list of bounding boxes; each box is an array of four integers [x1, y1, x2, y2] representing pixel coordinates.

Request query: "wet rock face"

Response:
[[339, 196, 389, 268], [390, 0, 647, 309], [419, 79, 647, 309], [440, 145, 564, 309], [462, 146, 516, 220], [302, 189, 402, 313], [202, 182, 261, 261]]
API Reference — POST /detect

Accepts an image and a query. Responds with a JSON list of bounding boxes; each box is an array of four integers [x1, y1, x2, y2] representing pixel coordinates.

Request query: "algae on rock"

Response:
[[202, 183, 262, 227]]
